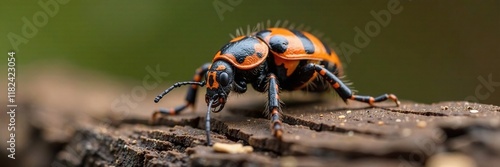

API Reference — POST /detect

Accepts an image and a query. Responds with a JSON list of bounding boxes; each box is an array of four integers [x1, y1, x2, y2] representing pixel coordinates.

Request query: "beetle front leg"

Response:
[[152, 63, 211, 122], [311, 63, 400, 106], [233, 78, 248, 93], [267, 74, 283, 139]]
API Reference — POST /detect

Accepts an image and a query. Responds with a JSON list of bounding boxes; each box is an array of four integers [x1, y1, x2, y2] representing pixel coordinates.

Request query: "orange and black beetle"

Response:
[[154, 27, 400, 145]]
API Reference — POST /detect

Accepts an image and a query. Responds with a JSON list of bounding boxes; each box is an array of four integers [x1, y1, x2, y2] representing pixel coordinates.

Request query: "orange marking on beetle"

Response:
[[303, 30, 342, 64], [319, 69, 327, 76], [212, 42, 269, 70], [193, 75, 201, 82], [303, 31, 342, 64], [169, 108, 176, 115], [230, 36, 246, 42], [243, 54, 260, 65], [262, 28, 333, 60], [260, 28, 344, 77], [261, 28, 294, 42], [271, 108, 279, 115], [275, 29, 309, 57], [274, 56, 300, 76], [274, 84, 280, 99], [369, 97, 375, 105], [303, 32, 323, 54], [333, 82, 340, 89], [216, 65, 226, 70], [206, 71, 219, 89]]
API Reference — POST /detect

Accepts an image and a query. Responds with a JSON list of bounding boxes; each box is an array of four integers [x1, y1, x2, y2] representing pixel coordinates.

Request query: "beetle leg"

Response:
[[233, 78, 248, 93], [152, 63, 211, 123], [311, 63, 400, 106], [267, 73, 283, 139]]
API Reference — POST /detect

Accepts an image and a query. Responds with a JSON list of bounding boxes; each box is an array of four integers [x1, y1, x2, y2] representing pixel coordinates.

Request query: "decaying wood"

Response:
[[52, 97, 500, 167], [5, 67, 499, 167]]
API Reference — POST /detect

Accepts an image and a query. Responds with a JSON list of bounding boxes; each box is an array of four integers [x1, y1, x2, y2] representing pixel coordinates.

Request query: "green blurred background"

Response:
[[1, 0, 499, 105]]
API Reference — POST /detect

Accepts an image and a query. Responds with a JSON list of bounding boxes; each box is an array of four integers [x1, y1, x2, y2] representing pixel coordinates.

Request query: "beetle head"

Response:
[[205, 60, 234, 112]]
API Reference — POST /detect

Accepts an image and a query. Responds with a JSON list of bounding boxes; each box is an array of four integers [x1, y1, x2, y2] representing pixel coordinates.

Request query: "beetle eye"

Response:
[[219, 72, 229, 86]]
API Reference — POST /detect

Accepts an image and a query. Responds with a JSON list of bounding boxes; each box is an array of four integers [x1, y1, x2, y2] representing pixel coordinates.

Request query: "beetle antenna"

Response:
[[154, 81, 206, 103], [205, 98, 215, 146]]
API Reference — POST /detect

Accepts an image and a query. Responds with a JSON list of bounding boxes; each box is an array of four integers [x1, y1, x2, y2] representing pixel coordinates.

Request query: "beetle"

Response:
[[153, 27, 400, 145]]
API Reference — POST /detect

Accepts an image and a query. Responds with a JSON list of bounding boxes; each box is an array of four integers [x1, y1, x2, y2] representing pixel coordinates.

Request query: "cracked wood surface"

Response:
[[5, 64, 499, 167], [53, 92, 500, 167]]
